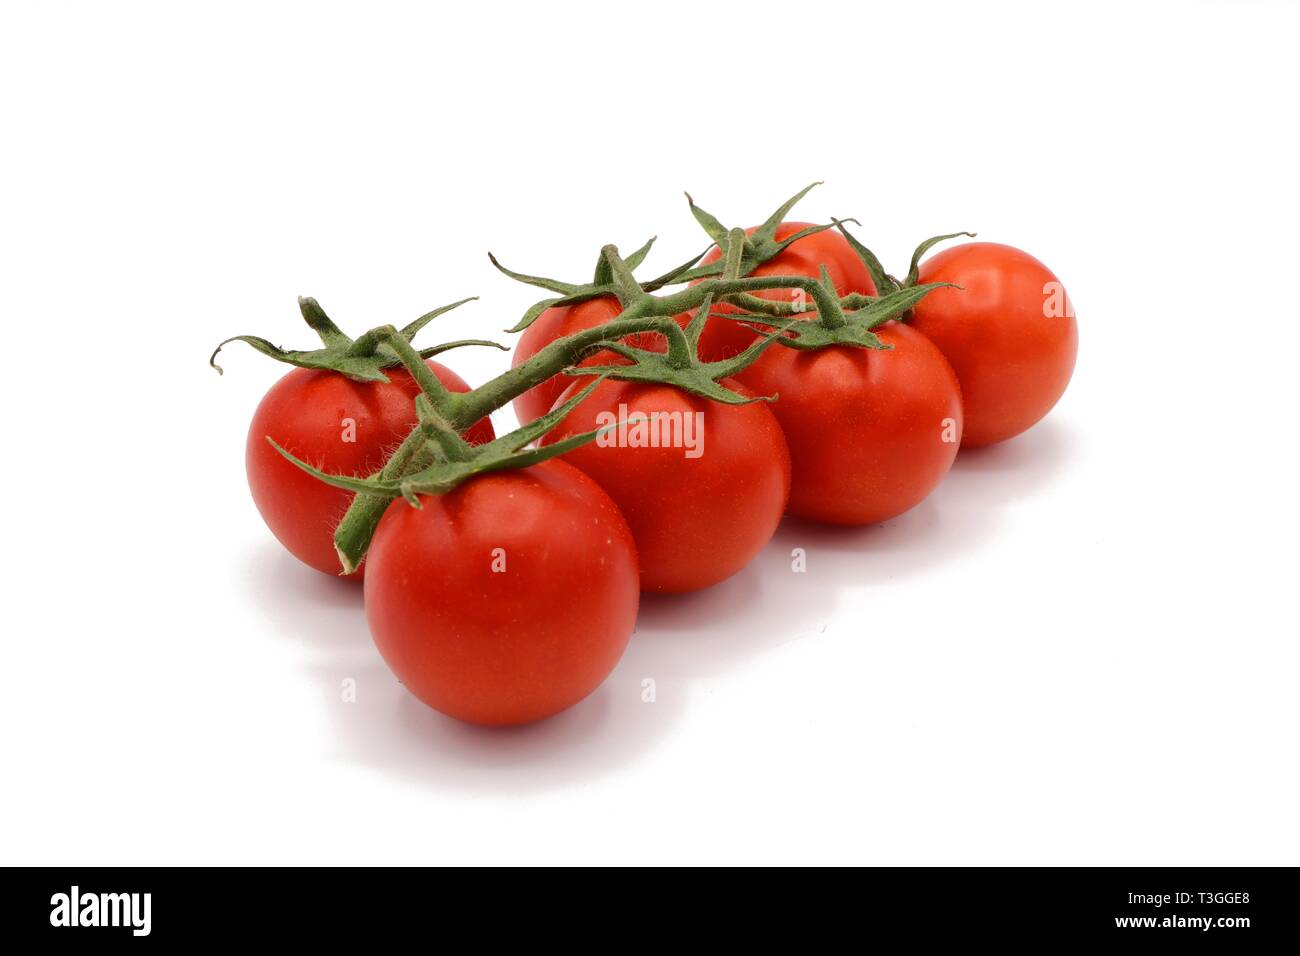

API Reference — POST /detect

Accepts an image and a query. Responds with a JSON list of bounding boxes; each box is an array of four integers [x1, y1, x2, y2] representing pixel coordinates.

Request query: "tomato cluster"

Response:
[[218, 189, 1077, 728]]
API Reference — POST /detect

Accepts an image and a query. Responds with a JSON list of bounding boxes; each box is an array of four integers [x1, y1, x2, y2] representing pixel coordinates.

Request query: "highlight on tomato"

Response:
[[541, 378, 791, 594], [364, 460, 639, 726], [910, 242, 1077, 448], [735, 321, 963, 526]]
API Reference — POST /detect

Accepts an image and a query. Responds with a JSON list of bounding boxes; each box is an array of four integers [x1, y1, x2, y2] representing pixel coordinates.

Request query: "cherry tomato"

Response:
[[694, 221, 878, 361], [541, 378, 790, 593], [364, 460, 639, 726], [246, 362, 493, 578], [735, 322, 962, 525], [911, 242, 1078, 447]]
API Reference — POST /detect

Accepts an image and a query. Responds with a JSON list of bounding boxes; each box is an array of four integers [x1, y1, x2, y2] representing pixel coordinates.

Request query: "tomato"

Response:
[[364, 460, 639, 726], [541, 378, 790, 593], [734, 322, 962, 526], [911, 242, 1078, 447], [693, 221, 878, 362], [246, 361, 494, 578]]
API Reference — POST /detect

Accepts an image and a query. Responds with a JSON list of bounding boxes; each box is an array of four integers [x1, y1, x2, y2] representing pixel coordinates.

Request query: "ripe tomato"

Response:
[[364, 460, 639, 726], [246, 362, 493, 578], [734, 322, 962, 526], [911, 242, 1078, 447], [541, 378, 790, 593], [694, 221, 878, 362]]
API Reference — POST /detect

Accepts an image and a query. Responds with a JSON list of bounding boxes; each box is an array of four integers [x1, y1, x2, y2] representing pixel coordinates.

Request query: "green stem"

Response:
[[334, 424, 431, 574], [599, 244, 651, 308], [454, 308, 660, 422], [365, 326, 456, 417], [653, 274, 845, 328]]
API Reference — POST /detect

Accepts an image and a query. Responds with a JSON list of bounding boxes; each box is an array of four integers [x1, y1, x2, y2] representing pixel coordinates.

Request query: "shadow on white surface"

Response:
[[630, 420, 1074, 677], [245, 420, 1074, 793], [244, 546, 366, 645]]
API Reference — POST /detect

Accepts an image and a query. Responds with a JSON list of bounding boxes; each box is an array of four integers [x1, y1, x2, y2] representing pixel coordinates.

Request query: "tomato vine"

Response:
[[213, 184, 952, 574]]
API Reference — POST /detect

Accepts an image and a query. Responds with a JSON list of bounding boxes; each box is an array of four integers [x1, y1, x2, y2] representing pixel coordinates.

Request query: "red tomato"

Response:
[[911, 242, 1078, 447], [735, 322, 962, 526], [246, 362, 493, 578], [364, 460, 639, 726], [541, 379, 790, 593], [510, 296, 687, 425], [694, 221, 878, 362]]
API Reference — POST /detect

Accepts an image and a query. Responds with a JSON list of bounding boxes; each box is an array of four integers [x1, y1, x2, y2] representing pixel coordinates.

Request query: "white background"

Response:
[[2, 1, 1297, 866]]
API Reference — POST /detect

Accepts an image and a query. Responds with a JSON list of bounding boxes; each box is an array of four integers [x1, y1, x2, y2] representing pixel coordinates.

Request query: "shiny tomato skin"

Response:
[[694, 221, 878, 362], [541, 378, 790, 594], [246, 362, 493, 579], [911, 242, 1078, 447], [510, 296, 688, 425], [735, 322, 962, 526], [363, 460, 639, 726]]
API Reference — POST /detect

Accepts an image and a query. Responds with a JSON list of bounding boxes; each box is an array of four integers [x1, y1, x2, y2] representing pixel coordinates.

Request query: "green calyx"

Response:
[[678, 182, 844, 283], [834, 220, 977, 294], [495, 183, 842, 335], [572, 291, 795, 406], [209, 295, 506, 382], [492, 238, 706, 334], [723, 281, 957, 351]]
